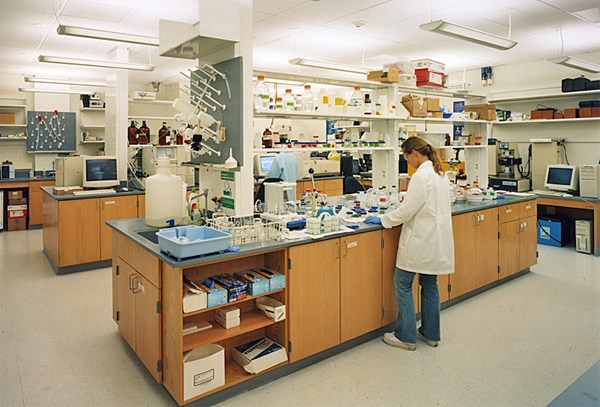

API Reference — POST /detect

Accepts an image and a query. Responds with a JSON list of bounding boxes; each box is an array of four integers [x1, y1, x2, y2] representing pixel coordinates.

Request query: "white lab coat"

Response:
[[267, 152, 298, 183], [381, 160, 455, 275]]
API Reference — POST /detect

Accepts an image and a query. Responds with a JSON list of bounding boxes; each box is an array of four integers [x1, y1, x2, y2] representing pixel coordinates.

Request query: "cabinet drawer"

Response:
[[116, 233, 161, 288], [498, 204, 519, 224], [519, 200, 537, 219]]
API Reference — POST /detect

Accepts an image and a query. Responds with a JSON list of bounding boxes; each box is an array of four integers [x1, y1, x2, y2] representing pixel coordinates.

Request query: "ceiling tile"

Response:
[[253, 15, 315, 47], [252, 0, 304, 15], [61, 1, 136, 24], [277, 1, 355, 25]]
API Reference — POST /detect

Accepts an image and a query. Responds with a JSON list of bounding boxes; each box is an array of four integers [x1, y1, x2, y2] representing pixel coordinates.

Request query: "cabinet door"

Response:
[[134, 272, 162, 383], [382, 227, 420, 326], [340, 230, 382, 342], [137, 194, 145, 218], [58, 199, 100, 266], [100, 195, 138, 260], [499, 220, 520, 279], [114, 258, 136, 349], [450, 212, 478, 298], [29, 191, 43, 225], [288, 239, 340, 362], [519, 216, 537, 270], [475, 208, 499, 288]]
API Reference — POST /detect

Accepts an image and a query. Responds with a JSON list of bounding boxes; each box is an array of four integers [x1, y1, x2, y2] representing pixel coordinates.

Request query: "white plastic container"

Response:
[[145, 157, 186, 227]]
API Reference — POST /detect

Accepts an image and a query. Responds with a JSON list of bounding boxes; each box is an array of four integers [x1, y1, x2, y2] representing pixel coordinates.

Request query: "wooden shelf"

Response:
[[182, 310, 278, 352], [183, 288, 284, 318], [489, 89, 600, 103]]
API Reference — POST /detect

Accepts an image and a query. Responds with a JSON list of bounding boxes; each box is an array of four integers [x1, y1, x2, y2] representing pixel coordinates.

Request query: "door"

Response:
[[499, 220, 520, 279], [519, 217, 537, 271], [475, 208, 499, 288], [100, 195, 138, 260], [58, 198, 100, 266], [137, 194, 145, 218], [134, 273, 162, 382], [340, 230, 382, 342], [288, 239, 340, 362], [114, 258, 136, 349], [450, 212, 478, 298]]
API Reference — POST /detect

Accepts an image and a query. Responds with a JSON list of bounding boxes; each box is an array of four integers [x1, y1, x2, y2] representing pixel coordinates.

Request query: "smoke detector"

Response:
[[352, 20, 366, 29]]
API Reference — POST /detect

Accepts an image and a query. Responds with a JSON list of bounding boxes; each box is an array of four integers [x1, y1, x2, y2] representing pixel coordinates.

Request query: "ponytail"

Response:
[[401, 136, 444, 176]]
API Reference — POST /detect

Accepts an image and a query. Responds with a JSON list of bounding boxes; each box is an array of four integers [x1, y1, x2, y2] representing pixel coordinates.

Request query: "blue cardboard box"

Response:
[[255, 268, 286, 292], [537, 218, 570, 247], [210, 274, 247, 302], [234, 270, 270, 296], [198, 280, 228, 308]]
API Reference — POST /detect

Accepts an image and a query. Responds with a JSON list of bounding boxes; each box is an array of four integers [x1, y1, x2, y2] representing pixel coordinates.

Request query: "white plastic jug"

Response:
[[145, 158, 186, 227]]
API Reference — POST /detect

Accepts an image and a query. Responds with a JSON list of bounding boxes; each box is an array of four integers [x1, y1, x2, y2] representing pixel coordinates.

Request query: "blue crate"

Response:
[[537, 219, 569, 247], [156, 226, 231, 260]]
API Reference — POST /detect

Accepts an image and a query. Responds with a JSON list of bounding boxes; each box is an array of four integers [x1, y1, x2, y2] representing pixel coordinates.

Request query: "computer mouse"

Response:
[[121, 187, 129, 192], [562, 193, 572, 197]]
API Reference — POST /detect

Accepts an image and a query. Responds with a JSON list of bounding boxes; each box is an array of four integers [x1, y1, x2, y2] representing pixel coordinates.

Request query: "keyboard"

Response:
[[532, 190, 563, 196], [72, 189, 116, 196]]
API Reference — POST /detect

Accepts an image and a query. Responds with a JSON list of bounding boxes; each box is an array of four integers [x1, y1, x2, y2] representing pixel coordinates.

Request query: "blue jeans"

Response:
[[393, 268, 440, 344]]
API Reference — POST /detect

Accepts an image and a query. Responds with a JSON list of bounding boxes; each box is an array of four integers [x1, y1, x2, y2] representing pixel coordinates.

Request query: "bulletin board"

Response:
[[27, 111, 76, 152], [189, 56, 243, 167]]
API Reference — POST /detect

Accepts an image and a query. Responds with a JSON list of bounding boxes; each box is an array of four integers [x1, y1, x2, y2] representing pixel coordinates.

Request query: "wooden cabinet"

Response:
[[295, 178, 343, 199], [28, 180, 55, 226], [137, 193, 145, 218], [499, 201, 537, 279], [99, 195, 138, 260], [449, 208, 499, 299], [112, 234, 162, 382], [288, 239, 340, 362], [288, 230, 382, 361]]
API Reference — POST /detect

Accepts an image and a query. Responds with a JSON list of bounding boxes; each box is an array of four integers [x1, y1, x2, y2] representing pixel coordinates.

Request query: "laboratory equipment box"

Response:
[[215, 306, 240, 329], [401, 99, 427, 117], [7, 190, 22, 200], [415, 68, 444, 87], [367, 69, 399, 83], [256, 297, 286, 322], [210, 274, 247, 302], [537, 218, 570, 247], [7, 217, 26, 231], [232, 337, 288, 374], [197, 280, 228, 308], [255, 268, 286, 291], [234, 270, 269, 296], [156, 226, 231, 260], [575, 220, 593, 254], [183, 344, 225, 400], [0, 113, 15, 125], [465, 104, 497, 121], [424, 97, 440, 112], [412, 58, 446, 72]]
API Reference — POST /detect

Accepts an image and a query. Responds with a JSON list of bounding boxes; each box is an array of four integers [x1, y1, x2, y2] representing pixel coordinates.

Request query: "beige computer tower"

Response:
[[580, 165, 600, 199], [532, 142, 564, 191], [55, 156, 83, 187], [488, 144, 500, 176]]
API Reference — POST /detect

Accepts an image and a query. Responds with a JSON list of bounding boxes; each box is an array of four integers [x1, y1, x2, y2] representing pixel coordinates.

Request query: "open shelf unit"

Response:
[[493, 117, 600, 125], [1, 97, 28, 137], [489, 89, 600, 103], [79, 106, 105, 144]]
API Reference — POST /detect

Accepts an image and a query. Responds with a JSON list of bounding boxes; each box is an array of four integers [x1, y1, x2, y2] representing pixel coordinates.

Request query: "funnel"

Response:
[[224, 148, 237, 169]]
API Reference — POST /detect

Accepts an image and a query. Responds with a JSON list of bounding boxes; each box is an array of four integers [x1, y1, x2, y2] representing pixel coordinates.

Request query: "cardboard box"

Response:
[[465, 104, 497, 121], [8, 218, 26, 231], [367, 69, 399, 83], [256, 297, 286, 322], [7, 190, 22, 200], [424, 97, 440, 112], [415, 69, 444, 87], [183, 288, 207, 313], [401, 99, 427, 117], [210, 274, 247, 302], [234, 270, 269, 296], [183, 344, 225, 400], [215, 305, 240, 320], [554, 112, 564, 119], [8, 209, 26, 219], [254, 268, 286, 291], [579, 107, 600, 117], [215, 313, 240, 329], [198, 281, 228, 308], [564, 108, 579, 119], [0, 113, 15, 125], [427, 112, 443, 118], [531, 109, 555, 120], [7, 204, 27, 211], [412, 58, 446, 72], [232, 337, 288, 374]]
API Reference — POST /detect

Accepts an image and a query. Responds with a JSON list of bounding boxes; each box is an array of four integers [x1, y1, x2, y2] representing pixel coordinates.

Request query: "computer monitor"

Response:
[[82, 156, 120, 188], [254, 154, 276, 177], [544, 164, 578, 193]]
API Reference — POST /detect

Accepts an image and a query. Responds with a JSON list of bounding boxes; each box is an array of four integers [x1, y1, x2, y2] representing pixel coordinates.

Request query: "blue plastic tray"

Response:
[[156, 226, 231, 260]]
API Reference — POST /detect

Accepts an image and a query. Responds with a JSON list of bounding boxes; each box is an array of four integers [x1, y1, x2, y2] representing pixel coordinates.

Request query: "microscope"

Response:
[[489, 142, 531, 192]]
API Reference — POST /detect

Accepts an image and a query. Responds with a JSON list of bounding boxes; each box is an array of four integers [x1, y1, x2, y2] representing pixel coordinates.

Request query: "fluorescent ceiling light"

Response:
[[547, 56, 600, 73], [419, 20, 517, 51], [24, 76, 113, 88], [57, 25, 159, 46], [19, 87, 85, 94], [38, 55, 154, 71], [289, 58, 372, 74]]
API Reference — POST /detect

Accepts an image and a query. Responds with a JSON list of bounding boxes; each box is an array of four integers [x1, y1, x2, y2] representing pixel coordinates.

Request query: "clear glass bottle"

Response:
[[302, 85, 314, 111], [253, 75, 270, 111], [284, 89, 295, 111], [350, 86, 363, 110]]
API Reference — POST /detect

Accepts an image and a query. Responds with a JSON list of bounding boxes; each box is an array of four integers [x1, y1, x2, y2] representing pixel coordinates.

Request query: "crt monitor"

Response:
[[254, 154, 276, 177], [82, 156, 120, 188], [544, 164, 579, 193]]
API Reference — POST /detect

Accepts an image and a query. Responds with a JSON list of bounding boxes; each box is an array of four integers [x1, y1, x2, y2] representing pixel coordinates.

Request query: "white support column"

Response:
[[105, 47, 129, 181]]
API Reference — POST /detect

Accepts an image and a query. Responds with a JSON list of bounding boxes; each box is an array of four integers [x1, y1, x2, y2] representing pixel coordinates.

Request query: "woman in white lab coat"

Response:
[[364, 136, 454, 351]]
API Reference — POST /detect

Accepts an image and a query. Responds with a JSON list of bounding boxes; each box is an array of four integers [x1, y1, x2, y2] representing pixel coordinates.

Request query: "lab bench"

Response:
[[106, 195, 537, 406]]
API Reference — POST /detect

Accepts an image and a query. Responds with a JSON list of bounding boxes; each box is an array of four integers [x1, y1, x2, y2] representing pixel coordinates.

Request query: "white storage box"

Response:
[[411, 58, 445, 72], [183, 344, 225, 400], [215, 313, 240, 329], [232, 337, 287, 374], [256, 297, 286, 322], [183, 288, 207, 313]]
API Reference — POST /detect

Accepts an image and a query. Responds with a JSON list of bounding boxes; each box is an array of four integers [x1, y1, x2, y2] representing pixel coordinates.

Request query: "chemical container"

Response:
[[145, 157, 186, 227]]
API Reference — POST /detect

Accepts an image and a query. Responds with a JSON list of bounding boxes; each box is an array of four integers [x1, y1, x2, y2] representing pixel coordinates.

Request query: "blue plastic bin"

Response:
[[156, 226, 231, 260]]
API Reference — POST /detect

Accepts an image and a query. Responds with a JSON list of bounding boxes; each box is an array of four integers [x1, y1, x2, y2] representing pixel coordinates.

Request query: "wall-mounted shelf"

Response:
[[128, 99, 174, 105], [80, 140, 105, 144], [397, 86, 486, 99], [254, 147, 394, 153], [80, 125, 106, 129], [405, 117, 494, 124], [0, 124, 27, 127], [0, 137, 27, 141], [436, 145, 487, 149], [254, 110, 396, 121], [0, 104, 27, 109], [128, 116, 174, 120], [80, 108, 105, 111], [489, 89, 600, 103], [493, 117, 600, 125]]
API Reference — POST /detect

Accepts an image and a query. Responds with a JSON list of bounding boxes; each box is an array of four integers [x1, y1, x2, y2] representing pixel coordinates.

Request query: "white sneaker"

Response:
[[417, 331, 438, 347], [382, 332, 416, 351]]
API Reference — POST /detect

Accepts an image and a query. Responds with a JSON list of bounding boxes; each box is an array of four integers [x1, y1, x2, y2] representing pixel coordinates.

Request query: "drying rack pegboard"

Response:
[[189, 56, 243, 167], [27, 111, 76, 152]]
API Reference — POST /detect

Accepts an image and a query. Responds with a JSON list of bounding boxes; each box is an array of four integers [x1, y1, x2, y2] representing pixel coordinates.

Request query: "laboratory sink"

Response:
[[136, 229, 160, 244]]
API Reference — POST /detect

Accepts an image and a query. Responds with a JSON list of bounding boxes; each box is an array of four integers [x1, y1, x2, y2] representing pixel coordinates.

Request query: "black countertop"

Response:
[[0, 177, 55, 183]]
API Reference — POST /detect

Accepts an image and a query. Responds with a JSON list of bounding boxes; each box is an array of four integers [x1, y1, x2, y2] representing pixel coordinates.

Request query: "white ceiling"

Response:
[[0, 0, 599, 87]]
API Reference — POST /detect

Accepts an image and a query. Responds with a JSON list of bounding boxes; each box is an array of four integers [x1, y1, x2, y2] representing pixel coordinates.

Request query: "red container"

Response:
[[579, 107, 600, 117], [564, 108, 578, 119], [415, 68, 444, 87]]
